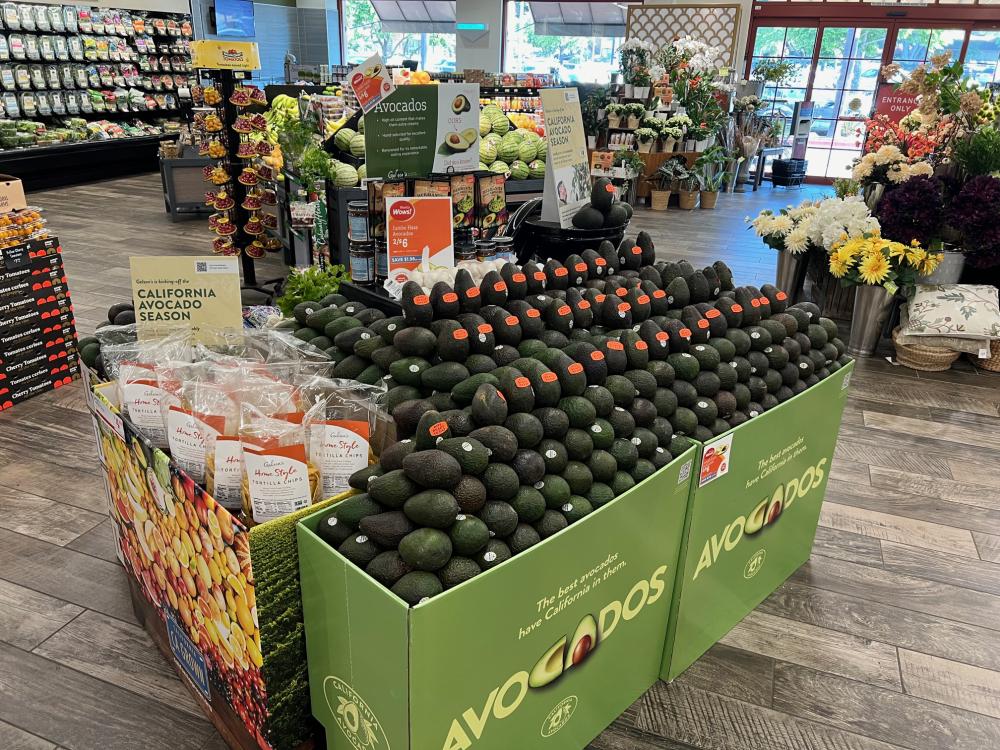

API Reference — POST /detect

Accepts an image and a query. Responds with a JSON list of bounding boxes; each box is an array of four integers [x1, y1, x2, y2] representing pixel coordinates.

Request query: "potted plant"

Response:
[[659, 125, 682, 153], [606, 103, 624, 129], [581, 90, 606, 150], [635, 127, 657, 153], [676, 165, 700, 209], [625, 103, 646, 130], [633, 68, 652, 101], [694, 146, 729, 208], [619, 39, 654, 98], [828, 232, 943, 356], [645, 157, 685, 210], [686, 122, 712, 151], [614, 148, 646, 180]]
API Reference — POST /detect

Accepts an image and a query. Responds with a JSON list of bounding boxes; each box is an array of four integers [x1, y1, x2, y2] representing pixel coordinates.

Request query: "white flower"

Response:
[[770, 215, 794, 235], [873, 145, 904, 165], [909, 161, 934, 177], [806, 196, 880, 250], [784, 226, 810, 255], [649, 64, 666, 82]]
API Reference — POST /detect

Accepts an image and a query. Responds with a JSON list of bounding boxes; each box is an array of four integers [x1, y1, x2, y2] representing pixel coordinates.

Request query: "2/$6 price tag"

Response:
[[385, 196, 454, 283]]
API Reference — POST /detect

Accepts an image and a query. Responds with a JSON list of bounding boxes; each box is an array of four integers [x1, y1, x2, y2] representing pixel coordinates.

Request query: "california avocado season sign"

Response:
[[539, 88, 590, 229], [129, 256, 242, 341], [365, 83, 480, 178]]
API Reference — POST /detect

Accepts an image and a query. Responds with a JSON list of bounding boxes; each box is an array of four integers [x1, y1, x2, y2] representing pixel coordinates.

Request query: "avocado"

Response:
[[402, 449, 462, 488], [587, 482, 615, 507], [664, 276, 691, 310], [333, 494, 384, 526], [452, 268, 481, 314], [453, 475, 487, 514], [359, 511, 416, 548], [422, 361, 470, 393], [610, 470, 636, 496], [398, 528, 453, 572], [449, 514, 491, 556], [468, 456, 514, 504], [470, 383, 508, 427], [476, 538, 512, 570], [392, 571, 444, 604], [725, 328, 752, 357], [480, 500, 519, 537], [480, 270, 509, 307], [368, 469, 417, 509], [545, 300, 575, 334], [377, 440, 416, 473], [701, 265, 722, 298], [446, 131, 470, 151], [586, 447, 616, 481], [507, 300, 544, 339], [506, 523, 541, 554], [622, 330, 650, 370], [528, 637, 567, 688], [734, 287, 763, 325], [467, 425, 518, 462], [562, 461, 594, 495], [512, 449, 546, 485], [316, 509, 355, 547], [504, 412, 544, 449], [366, 551, 412, 586], [534, 509, 569, 539], [462, 316, 496, 355], [629, 397, 657, 427], [532, 407, 570, 440], [592, 177, 615, 213], [338, 533, 381, 567], [452, 94, 469, 114], [401, 281, 434, 325], [543, 258, 570, 290], [760, 283, 789, 313], [572, 205, 605, 230]]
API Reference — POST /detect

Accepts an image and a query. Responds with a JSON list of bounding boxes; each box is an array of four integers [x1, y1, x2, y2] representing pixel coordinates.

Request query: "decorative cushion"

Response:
[[905, 284, 1000, 340], [897, 306, 988, 354]]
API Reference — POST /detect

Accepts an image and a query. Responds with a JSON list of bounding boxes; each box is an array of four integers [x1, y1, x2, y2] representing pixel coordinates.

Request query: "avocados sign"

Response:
[[365, 83, 481, 178], [662, 362, 854, 680], [298, 444, 697, 750]]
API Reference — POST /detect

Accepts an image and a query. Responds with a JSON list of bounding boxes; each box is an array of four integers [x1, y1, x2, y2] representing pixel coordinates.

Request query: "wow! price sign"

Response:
[[385, 196, 454, 283]]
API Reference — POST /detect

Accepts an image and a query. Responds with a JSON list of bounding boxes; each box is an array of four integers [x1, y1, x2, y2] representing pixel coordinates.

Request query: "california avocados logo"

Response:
[[324, 676, 389, 750], [692, 458, 828, 580], [541, 695, 578, 737], [443, 564, 669, 749]]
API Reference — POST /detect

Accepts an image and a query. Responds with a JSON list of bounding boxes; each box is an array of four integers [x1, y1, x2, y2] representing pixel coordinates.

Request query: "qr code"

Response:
[[678, 460, 692, 484], [196, 261, 208, 272]]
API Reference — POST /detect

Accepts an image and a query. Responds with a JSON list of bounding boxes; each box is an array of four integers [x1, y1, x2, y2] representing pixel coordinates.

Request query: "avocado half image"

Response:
[[452, 94, 471, 113], [744, 485, 785, 535], [444, 132, 471, 152], [527, 613, 600, 688]]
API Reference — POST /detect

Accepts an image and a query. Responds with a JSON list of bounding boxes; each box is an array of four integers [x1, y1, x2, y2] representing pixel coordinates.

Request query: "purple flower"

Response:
[[952, 175, 1000, 268], [876, 176, 944, 247]]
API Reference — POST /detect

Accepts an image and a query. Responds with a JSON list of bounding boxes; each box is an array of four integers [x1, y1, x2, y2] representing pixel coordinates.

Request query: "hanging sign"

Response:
[[190, 40, 260, 71], [385, 196, 454, 283], [129, 256, 242, 341], [873, 83, 918, 124], [348, 53, 394, 114], [365, 83, 480, 178], [540, 87, 591, 228]]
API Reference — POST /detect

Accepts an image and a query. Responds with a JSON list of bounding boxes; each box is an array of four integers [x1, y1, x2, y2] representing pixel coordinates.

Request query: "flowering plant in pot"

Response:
[[619, 39, 656, 96], [635, 127, 658, 153], [625, 103, 646, 129], [659, 125, 682, 152], [829, 231, 943, 356], [606, 103, 625, 128]]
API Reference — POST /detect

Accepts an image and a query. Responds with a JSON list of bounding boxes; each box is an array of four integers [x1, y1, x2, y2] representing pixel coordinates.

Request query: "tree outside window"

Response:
[[343, 0, 456, 71]]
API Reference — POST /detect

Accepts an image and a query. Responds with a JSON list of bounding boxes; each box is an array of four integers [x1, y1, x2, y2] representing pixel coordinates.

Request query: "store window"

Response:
[[750, 26, 817, 123], [503, 1, 625, 82], [343, 0, 456, 71], [959, 29, 1000, 85], [891, 27, 965, 75]]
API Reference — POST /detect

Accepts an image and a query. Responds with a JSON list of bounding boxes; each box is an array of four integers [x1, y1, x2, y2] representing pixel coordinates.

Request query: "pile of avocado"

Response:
[[571, 177, 632, 230], [312, 230, 849, 605], [78, 302, 138, 379]]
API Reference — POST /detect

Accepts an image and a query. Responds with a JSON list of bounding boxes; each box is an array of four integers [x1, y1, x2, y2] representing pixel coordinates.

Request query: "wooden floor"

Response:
[[1, 174, 999, 750]]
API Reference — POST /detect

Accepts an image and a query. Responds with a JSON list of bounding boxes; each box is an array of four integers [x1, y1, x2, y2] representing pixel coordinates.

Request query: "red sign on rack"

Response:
[[873, 83, 918, 124]]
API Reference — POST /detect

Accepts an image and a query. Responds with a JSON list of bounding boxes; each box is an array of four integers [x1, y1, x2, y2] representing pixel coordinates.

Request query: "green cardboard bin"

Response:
[[662, 362, 854, 680], [297, 446, 697, 750]]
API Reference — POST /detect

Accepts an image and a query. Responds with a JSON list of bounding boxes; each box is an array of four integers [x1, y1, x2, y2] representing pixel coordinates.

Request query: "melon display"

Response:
[[480, 141, 497, 165], [489, 160, 510, 176], [349, 133, 366, 157], [510, 160, 530, 180]]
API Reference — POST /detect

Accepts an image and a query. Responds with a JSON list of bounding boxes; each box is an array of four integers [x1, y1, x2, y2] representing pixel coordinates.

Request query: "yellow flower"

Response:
[[829, 257, 850, 278], [858, 252, 890, 285], [910, 239, 921, 247], [834, 238, 863, 263], [888, 242, 908, 259], [921, 252, 943, 275], [906, 247, 927, 267]]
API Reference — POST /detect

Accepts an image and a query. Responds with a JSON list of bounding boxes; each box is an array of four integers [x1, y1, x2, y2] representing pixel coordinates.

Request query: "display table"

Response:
[[160, 147, 213, 221]]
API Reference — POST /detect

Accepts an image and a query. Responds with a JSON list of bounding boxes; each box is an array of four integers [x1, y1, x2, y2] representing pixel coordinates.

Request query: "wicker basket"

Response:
[[970, 339, 1000, 373], [892, 327, 961, 371]]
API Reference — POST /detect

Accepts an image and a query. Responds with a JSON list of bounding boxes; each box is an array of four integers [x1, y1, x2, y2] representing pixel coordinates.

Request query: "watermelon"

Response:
[[497, 140, 519, 163], [528, 159, 546, 179], [490, 161, 510, 176], [478, 162, 488, 171], [535, 138, 547, 161], [517, 141, 536, 162], [349, 133, 366, 157], [334, 127, 356, 152], [357, 116, 365, 134], [510, 160, 530, 180], [479, 114, 492, 137], [480, 141, 497, 165], [357, 163, 367, 181], [334, 162, 358, 187], [490, 114, 511, 135], [515, 127, 534, 139], [483, 132, 502, 148], [501, 131, 523, 146]]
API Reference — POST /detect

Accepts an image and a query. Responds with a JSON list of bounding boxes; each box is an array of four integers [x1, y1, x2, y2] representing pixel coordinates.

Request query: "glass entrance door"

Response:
[[805, 26, 888, 178]]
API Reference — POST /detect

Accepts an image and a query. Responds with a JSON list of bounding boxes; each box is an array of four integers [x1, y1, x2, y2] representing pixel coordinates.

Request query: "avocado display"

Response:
[[299, 228, 847, 606]]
